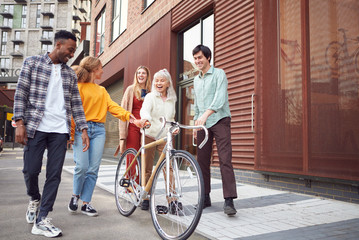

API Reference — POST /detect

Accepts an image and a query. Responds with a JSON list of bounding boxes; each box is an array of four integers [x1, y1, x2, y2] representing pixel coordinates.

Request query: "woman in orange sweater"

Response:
[[68, 57, 143, 217]]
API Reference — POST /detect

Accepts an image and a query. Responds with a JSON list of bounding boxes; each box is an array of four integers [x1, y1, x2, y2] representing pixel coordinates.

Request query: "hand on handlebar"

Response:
[[133, 119, 148, 129], [193, 129, 197, 140]]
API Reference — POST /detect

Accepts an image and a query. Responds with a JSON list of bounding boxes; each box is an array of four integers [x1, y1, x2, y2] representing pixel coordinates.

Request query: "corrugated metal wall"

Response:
[[172, 0, 213, 31], [172, 0, 256, 169], [214, 0, 255, 169]]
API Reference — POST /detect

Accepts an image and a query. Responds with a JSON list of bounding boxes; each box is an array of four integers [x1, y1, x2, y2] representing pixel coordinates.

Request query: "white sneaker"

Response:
[[26, 199, 40, 224], [31, 217, 62, 238]]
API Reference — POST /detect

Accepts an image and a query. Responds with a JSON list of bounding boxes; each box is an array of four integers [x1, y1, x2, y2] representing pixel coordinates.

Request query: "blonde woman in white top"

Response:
[[139, 68, 177, 210]]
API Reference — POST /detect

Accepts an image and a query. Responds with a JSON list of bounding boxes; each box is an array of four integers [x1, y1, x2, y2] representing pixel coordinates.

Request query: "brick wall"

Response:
[[91, 0, 181, 65], [211, 167, 359, 203]]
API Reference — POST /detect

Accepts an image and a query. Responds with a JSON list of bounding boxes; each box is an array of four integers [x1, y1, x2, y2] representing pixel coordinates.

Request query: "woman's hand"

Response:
[[134, 119, 149, 128]]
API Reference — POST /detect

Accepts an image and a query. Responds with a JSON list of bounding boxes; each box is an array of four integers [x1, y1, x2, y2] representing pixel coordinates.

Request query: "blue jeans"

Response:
[[73, 122, 106, 203]]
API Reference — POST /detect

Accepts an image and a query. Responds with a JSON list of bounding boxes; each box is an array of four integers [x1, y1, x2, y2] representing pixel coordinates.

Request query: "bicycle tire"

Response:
[[115, 148, 141, 217], [325, 41, 343, 70], [150, 150, 204, 240]]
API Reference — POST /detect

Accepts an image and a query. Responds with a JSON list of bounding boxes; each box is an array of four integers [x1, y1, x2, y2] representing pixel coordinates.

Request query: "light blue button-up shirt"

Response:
[[193, 66, 231, 128]]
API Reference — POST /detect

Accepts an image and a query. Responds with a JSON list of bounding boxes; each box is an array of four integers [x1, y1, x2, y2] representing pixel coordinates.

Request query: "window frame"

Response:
[[143, 0, 155, 11], [1, 32, 7, 56], [94, 7, 106, 57], [111, 0, 128, 42]]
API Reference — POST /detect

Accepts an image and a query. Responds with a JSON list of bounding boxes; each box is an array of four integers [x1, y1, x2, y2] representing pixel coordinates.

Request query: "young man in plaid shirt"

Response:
[[14, 30, 89, 238]]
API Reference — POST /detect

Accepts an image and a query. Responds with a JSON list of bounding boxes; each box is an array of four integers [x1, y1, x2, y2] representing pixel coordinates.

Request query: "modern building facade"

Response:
[[0, 0, 91, 88], [95, 0, 359, 202], [0, 0, 91, 144]]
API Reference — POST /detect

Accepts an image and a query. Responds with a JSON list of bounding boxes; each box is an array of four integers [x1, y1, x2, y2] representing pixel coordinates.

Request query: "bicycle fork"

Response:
[[165, 131, 182, 200]]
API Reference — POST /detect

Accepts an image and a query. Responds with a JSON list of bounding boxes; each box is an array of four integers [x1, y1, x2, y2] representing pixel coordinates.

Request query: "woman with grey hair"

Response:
[[139, 68, 177, 210]]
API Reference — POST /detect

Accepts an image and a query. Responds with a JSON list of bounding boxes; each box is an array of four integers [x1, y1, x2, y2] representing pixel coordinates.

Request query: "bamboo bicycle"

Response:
[[115, 117, 208, 240]]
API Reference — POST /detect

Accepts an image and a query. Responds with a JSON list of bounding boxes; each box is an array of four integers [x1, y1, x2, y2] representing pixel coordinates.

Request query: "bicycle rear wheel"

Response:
[[115, 148, 141, 216], [150, 150, 204, 240]]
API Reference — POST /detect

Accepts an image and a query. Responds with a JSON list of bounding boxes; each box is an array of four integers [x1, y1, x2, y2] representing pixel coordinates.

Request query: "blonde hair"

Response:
[[133, 66, 151, 100], [71, 65, 90, 83], [152, 69, 177, 102], [79, 56, 102, 82]]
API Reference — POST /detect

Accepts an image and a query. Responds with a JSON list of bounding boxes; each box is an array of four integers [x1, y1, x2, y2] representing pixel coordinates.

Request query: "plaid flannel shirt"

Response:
[[13, 53, 88, 138]]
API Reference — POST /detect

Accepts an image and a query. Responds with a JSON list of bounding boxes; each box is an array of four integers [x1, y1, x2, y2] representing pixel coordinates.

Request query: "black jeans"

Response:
[[23, 131, 68, 215], [197, 117, 237, 199]]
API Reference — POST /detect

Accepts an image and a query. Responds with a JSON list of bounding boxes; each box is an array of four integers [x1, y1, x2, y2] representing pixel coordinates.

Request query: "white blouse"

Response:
[[140, 92, 176, 139]]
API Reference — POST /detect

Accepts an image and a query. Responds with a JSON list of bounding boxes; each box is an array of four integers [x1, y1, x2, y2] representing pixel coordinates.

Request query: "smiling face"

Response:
[[137, 68, 148, 87], [193, 50, 211, 74], [154, 76, 170, 96], [55, 39, 76, 64]]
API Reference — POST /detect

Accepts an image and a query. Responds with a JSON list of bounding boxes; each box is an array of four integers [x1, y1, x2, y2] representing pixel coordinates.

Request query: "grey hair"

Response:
[[152, 69, 177, 102]]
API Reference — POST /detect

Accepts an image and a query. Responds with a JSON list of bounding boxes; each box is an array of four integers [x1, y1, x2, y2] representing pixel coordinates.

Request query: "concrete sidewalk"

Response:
[[63, 154, 359, 240]]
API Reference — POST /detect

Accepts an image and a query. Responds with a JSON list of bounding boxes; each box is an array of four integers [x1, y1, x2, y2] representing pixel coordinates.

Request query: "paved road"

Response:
[[2, 148, 359, 240], [0, 148, 207, 240]]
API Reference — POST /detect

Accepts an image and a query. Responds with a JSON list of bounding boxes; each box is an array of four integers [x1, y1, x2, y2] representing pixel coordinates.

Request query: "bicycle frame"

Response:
[[121, 117, 208, 206]]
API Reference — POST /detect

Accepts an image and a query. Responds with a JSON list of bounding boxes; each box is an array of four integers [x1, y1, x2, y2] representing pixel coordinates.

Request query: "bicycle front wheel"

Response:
[[150, 150, 204, 240], [115, 148, 141, 216]]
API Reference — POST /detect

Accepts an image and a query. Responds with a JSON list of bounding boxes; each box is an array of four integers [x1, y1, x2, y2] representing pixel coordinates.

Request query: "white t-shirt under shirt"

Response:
[[37, 64, 68, 133]]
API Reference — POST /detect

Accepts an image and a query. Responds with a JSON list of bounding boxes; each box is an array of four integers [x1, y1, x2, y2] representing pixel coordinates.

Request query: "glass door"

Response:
[[176, 13, 214, 156], [179, 84, 197, 155]]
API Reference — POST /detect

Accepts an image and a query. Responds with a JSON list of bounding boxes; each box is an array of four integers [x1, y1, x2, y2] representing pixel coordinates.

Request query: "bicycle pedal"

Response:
[[156, 205, 168, 214], [119, 178, 130, 187]]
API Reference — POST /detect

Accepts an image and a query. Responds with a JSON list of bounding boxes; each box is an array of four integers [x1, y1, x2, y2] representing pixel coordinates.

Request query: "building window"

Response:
[[1, 46, 6, 56], [95, 8, 106, 57], [14, 43, 20, 52], [143, 0, 155, 9], [42, 43, 53, 54], [50, 4, 55, 13], [22, 5, 27, 15], [49, 18, 54, 27], [256, 0, 359, 178], [112, 0, 128, 41], [15, 31, 21, 40], [1, 32, 7, 43], [21, 17, 27, 28], [4, 5, 14, 14], [21, 5, 27, 28], [1, 32, 7, 56], [176, 13, 214, 157], [3, 18, 13, 28], [0, 58, 10, 69], [36, 4, 41, 28], [179, 14, 214, 82], [42, 30, 53, 39]]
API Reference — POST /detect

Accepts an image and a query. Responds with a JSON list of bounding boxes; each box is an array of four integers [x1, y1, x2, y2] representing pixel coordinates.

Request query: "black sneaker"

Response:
[[203, 194, 211, 209], [169, 201, 183, 216], [194, 194, 211, 210], [224, 198, 237, 216], [68, 195, 79, 213], [81, 203, 98, 217], [141, 200, 149, 210]]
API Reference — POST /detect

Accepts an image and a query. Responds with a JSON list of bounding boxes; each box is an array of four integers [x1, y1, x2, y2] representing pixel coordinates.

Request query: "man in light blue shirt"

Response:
[[193, 44, 237, 216]]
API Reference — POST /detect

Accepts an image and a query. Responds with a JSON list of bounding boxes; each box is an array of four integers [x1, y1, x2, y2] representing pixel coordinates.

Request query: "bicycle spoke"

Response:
[[150, 150, 204, 240], [115, 148, 141, 217]]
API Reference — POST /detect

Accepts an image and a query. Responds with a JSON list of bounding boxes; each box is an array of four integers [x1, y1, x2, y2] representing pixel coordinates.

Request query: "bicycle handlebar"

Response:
[[157, 116, 209, 149]]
